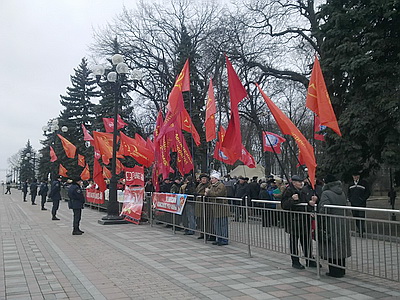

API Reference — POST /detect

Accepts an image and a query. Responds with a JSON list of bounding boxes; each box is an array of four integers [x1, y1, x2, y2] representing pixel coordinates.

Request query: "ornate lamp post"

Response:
[[92, 54, 132, 224]]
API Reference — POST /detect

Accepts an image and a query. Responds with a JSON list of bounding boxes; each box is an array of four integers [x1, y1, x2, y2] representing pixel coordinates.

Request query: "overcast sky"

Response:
[[0, 0, 138, 182]]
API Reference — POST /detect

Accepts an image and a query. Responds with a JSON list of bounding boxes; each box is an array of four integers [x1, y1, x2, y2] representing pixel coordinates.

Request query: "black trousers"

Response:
[[290, 230, 312, 262], [352, 210, 366, 233], [31, 193, 37, 204], [73, 209, 82, 230], [52, 199, 60, 216], [41, 195, 47, 208], [23, 192, 27, 201]]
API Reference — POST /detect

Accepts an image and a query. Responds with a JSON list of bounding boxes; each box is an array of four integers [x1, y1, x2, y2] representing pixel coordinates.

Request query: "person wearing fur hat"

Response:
[[67, 177, 85, 235], [281, 175, 318, 269], [318, 174, 351, 278], [205, 171, 229, 245]]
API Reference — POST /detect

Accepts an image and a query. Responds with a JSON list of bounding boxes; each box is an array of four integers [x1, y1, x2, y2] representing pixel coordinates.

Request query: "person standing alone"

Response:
[[49, 176, 62, 220], [348, 171, 370, 236], [68, 177, 85, 235], [38, 179, 49, 210], [30, 179, 38, 205]]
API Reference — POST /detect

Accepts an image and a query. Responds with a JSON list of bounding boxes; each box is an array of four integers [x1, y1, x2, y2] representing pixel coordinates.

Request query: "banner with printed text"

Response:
[[152, 192, 187, 215], [125, 165, 145, 186], [120, 186, 144, 224], [85, 188, 104, 204]]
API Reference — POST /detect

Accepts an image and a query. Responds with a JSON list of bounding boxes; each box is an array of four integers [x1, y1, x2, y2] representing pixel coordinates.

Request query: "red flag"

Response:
[[80, 164, 90, 181], [306, 57, 341, 136], [93, 131, 114, 165], [119, 132, 154, 167], [146, 137, 155, 153], [57, 134, 76, 158], [314, 115, 325, 141], [103, 166, 112, 179], [157, 60, 191, 142], [102, 115, 128, 133], [153, 111, 173, 179], [178, 108, 201, 146], [221, 56, 248, 161], [205, 79, 217, 142], [257, 84, 316, 187], [77, 154, 85, 167], [81, 124, 94, 141], [173, 129, 194, 176], [240, 146, 256, 168], [116, 158, 123, 175], [93, 158, 107, 192], [58, 164, 68, 177], [213, 142, 235, 165], [262, 132, 286, 154], [49, 146, 58, 162]]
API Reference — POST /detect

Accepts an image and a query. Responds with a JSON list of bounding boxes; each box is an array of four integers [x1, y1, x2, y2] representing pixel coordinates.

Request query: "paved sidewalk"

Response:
[[1, 191, 400, 300]]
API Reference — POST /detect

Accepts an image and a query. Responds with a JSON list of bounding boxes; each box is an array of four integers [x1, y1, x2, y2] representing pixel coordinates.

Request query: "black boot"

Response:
[[77, 228, 84, 233], [72, 229, 82, 235], [52, 215, 60, 220]]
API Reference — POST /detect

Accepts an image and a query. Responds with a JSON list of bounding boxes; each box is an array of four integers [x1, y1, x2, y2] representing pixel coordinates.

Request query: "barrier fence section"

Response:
[[149, 193, 400, 282]]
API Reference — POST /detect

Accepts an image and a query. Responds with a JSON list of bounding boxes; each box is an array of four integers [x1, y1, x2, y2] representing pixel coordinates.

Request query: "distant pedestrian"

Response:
[[348, 170, 370, 236], [5, 182, 11, 194], [30, 179, 38, 205], [49, 176, 62, 220], [38, 179, 49, 210], [67, 177, 85, 235], [22, 180, 29, 201]]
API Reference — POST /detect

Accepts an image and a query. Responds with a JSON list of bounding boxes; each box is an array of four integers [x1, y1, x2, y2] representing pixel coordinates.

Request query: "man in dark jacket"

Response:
[[30, 179, 38, 205], [248, 176, 260, 201], [38, 179, 49, 210], [348, 171, 370, 235], [49, 176, 62, 220], [281, 175, 318, 269], [22, 180, 29, 202], [233, 176, 250, 221], [68, 177, 85, 235]]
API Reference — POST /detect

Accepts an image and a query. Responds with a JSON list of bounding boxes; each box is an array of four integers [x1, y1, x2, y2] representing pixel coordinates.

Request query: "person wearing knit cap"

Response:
[[281, 175, 318, 269], [205, 170, 228, 246], [319, 174, 351, 278]]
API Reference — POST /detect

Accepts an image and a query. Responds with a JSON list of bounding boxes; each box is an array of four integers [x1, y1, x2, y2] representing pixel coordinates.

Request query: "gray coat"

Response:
[[317, 181, 351, 260]]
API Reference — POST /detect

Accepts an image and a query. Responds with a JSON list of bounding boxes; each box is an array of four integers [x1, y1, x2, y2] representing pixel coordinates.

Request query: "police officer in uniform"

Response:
[[67, 177, 85, 235], [49, 176, 62, 220]]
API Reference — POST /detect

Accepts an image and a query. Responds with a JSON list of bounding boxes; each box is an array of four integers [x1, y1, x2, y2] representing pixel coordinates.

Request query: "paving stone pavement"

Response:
[[1, 190, 400, 300]]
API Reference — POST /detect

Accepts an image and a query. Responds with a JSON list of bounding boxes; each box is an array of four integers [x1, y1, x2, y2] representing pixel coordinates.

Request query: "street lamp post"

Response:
[[92, 54, 131, 224]]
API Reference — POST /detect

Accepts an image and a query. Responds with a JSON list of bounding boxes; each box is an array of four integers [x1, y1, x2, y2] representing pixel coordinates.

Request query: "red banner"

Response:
[[120, 186, 144, 224], [152, 192, 187, 215], [85, 188, 104, 204], [125, 165, 144, 186]]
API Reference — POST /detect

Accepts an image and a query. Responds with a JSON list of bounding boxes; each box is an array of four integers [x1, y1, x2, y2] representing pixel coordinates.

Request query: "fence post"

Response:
[[149, 192, 153, 227], [245, 196, 252, 257], [202, 196, 207, 243], [314, 205, 321, 279]]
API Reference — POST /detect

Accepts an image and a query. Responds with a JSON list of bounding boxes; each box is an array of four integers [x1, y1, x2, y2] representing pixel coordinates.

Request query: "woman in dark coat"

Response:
[[318, 174, 351, 278], [68, 177, 85, 235]]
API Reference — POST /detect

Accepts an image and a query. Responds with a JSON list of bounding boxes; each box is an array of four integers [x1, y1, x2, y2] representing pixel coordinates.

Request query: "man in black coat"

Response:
[[233, 176, 250, 221], [68, 177, 85, 235], [348, 171, 370, 235], [281, 175, 318, 269], [49, 176, 62, 220], [38, 179, 49, 210], [30, 179, 38, 205], [22, 180, 29, 202]]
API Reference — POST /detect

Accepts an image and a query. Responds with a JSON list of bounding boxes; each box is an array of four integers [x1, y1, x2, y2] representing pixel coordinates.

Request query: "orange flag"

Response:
[[178, 108, 201, 146], [81, 124, 94, 141], [78, 154, 85, 167], [221, 55, 248, 161], [103, 166, 112, 179], [93, 131, 114, 165], [49, 146, 58, 162], [93, 158, 107, 192], [205, 79, 217, 142], [58, 164, 68, 177], [80, 164, 90, 181], [116, 158, 124, 175], [240, 146, 256, 168], [119, 132, 154, 167], [306, 57, 341, 136], [57, 134, 76, 158], [257, 84, 316, 187]]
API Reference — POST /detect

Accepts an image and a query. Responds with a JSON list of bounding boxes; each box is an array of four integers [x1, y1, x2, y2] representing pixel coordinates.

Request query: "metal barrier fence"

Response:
[[149, 193, 400, 282], [63, 187, 400, 282]]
